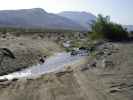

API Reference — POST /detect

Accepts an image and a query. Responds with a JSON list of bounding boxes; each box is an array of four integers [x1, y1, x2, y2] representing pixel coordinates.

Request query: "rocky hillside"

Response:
[[0, 8, 133, 32], [58, 11, 96, 30], [0, 42, 133, 100], [0, 8, 85, 31]]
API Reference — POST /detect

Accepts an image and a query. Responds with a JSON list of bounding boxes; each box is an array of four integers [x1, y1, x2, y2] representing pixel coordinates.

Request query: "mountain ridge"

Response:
[[58, 11, 96, 30], [0, 8, 86, 31], [0, 8, 132, 31]]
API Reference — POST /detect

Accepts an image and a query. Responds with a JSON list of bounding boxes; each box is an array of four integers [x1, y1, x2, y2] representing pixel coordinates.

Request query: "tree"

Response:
[[90, 14, 128, 41]]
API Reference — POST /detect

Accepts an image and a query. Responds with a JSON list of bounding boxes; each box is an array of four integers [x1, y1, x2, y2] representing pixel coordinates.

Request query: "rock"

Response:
[[70, 50, 78, 56], [2, 35, 6, 39], [89, 46, 96, 52], [79, 47, 87, 51], [96, 51, 105, 55], [0, 78, 8, 82], [0, 48, 16, 59], [109, 88, 121, 93], [11, 78, 18, 82], [107, 51, 112, 56], [89, 61, 97, 68], [19, 43, 24, 46], [102, 59, 114, 69], [95, 51, 105, 59], [63, 42, 70, 48], [80, 65, 89, 71], [39, 55, 47, 64], [55, 70, 73, 77]]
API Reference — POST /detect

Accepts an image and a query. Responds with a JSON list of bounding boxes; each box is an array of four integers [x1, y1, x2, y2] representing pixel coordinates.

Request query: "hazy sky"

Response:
[[0, 0, 132, 25]]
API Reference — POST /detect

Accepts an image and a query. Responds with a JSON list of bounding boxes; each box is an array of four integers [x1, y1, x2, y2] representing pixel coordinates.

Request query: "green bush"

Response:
[[90, 14, 128, 41]]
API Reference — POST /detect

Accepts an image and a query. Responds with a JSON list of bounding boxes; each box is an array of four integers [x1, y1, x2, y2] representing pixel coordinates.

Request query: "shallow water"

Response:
[[0, 52, 85, 80]]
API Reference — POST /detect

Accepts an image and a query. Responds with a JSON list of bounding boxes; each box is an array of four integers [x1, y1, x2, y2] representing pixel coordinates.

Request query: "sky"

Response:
[[0, 0, 132, 25]]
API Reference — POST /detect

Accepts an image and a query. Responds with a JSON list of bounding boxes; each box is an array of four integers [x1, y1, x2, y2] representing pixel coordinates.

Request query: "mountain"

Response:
[[0, 8, 132, 32], [58, 11, 96, 30], [0, 8, 85, 31]]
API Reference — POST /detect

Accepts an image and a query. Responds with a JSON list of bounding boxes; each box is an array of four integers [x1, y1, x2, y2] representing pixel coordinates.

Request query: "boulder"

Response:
[[101, 59, 114, 69]]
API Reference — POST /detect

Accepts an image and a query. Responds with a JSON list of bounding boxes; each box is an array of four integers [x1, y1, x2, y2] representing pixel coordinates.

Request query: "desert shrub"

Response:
[[90, 14, 128, 41]]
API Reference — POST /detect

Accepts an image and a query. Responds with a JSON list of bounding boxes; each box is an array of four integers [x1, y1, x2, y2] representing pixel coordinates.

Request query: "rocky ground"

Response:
[[0, 41, 133, 100], [0, 33, 62, 75]]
